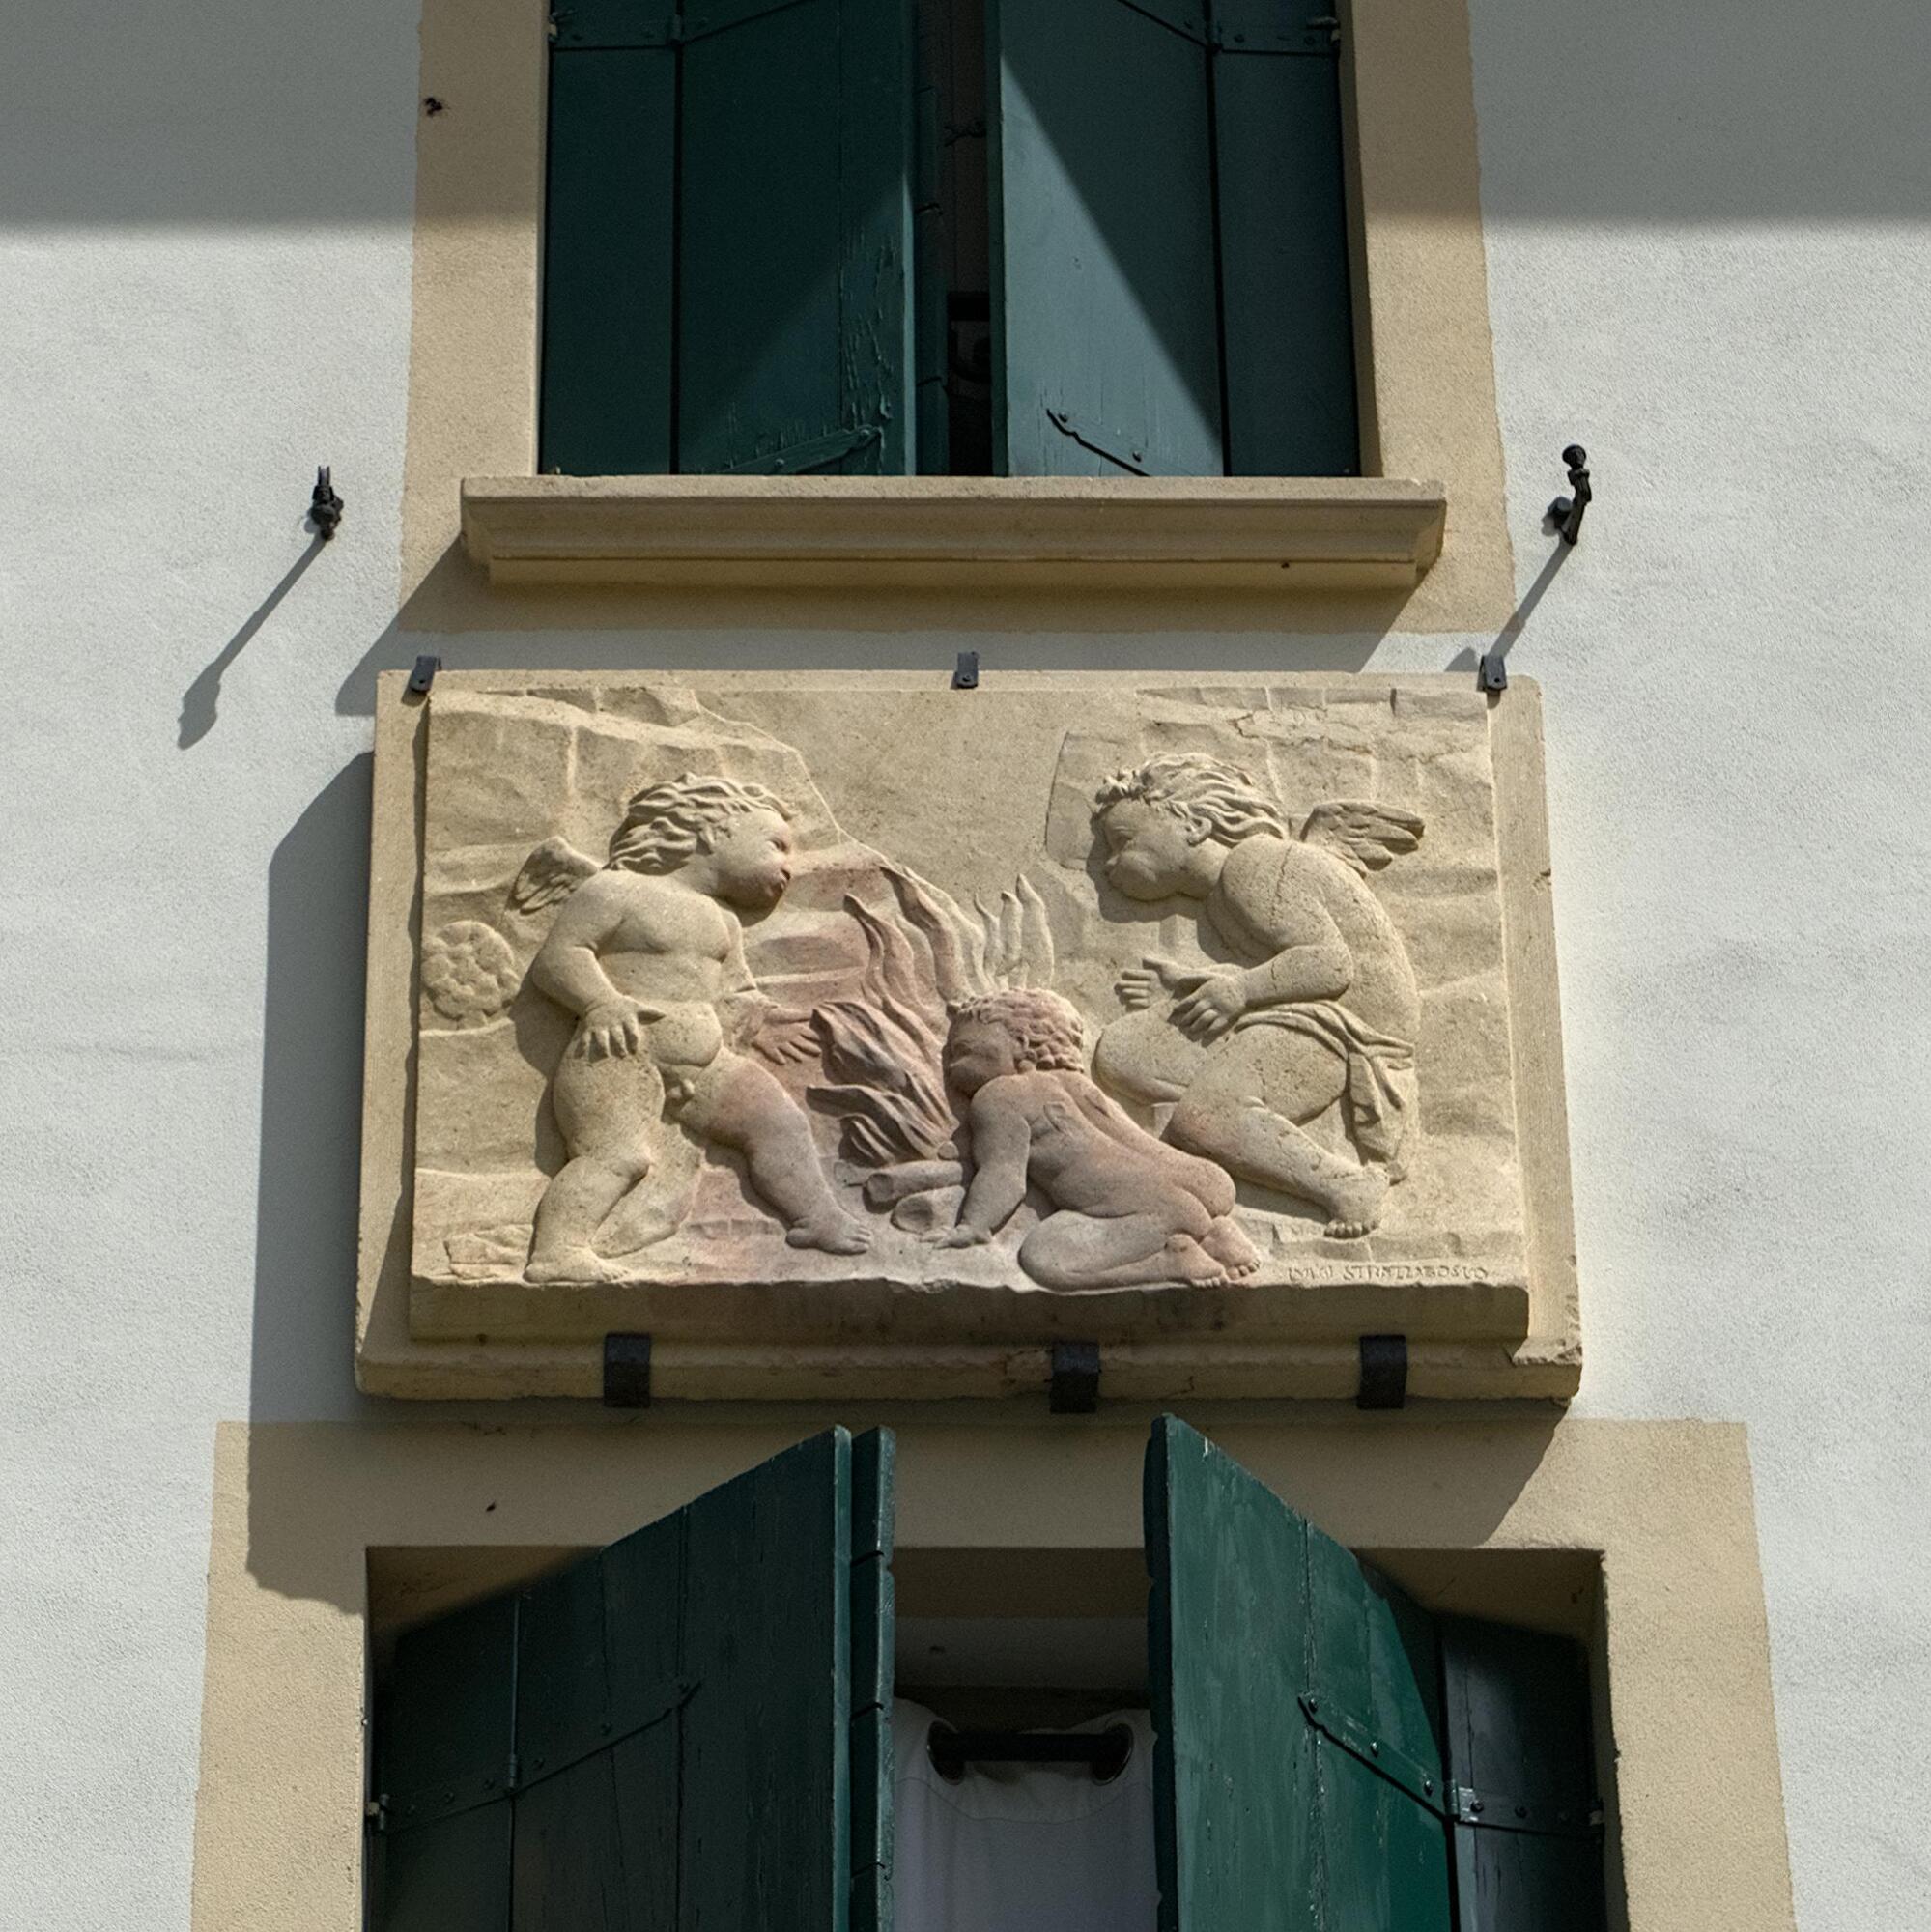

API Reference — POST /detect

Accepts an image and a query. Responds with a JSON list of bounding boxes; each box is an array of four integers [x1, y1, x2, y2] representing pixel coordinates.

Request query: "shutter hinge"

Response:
[[1449, 1781, 1604, 1840], [505, 1751, 521, 1794], [1045, 407, 1149, 476], [1298, 1692, 1444, 1813]]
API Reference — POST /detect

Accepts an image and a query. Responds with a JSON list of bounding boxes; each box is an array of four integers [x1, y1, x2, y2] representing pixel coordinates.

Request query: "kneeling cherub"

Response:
[[930, 989, 1258, 1289]]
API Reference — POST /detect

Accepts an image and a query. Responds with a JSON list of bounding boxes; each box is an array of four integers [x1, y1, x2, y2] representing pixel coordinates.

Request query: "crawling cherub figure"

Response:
[[522, 773, 869, 1283], [930, 988, 1258, 1290]]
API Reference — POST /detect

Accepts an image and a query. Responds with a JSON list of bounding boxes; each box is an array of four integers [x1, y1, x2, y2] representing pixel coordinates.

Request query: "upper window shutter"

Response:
[[1146, 1413, 1453, 1929], [1210, 0, 1358, 475], [987, 0, 1358, 478], [541, 0, 918, 477], [370, 1425, 896, 1930], [987, 0, 1224, 478]]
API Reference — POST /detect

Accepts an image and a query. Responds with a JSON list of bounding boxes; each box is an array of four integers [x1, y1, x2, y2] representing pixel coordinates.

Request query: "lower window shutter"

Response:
[[1440, 1617, 1605, 1932], [1146, 1413, 1453, 1929], [1147, 1418, 1604, 1930], [373, 1593, 517, 1931], [371, 1425, 895, 1930], [541, 0, 919, 477]]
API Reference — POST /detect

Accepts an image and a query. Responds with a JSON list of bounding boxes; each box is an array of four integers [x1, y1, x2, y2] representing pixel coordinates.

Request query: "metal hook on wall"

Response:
[[309, 466, 344, 541], [1548, 445, 1591, 545]]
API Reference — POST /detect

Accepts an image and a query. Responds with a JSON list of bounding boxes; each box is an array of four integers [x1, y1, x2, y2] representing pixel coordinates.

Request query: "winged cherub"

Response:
[[513, 774, 869, 1283], [1089, 753, 1423, 1238]]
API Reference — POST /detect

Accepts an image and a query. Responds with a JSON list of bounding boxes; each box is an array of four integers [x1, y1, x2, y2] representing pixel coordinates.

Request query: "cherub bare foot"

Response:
[[526, 1249, 628, 1285], [1200, 1216, 1262, 1278], [786, 1214, 873, 1256], [1162, 1235, 1230, 1286], [1321, 1163, 1388, 1240]]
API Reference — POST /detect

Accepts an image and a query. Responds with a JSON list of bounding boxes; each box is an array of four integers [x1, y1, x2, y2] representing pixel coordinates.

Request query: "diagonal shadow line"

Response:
[[1475, 540, 1572, 682], [178, 535, 326, 748]]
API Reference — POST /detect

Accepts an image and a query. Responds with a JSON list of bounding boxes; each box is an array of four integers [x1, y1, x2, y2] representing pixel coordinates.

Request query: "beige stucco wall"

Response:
[[191, 1415, 1793, 1932]]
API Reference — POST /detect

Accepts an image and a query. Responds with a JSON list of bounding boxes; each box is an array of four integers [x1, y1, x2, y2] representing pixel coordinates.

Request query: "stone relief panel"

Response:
[[407, 681, 1539, 1358]]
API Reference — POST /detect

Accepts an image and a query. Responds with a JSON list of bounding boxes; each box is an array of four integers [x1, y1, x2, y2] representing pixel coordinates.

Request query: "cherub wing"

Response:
[[1297, 800, 1424, 875], [507, 835, 599, 916]]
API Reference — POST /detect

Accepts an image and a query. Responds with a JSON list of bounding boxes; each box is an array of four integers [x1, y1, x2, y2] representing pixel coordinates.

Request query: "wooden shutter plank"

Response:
[[679, 1428, 854, 1926], [989, 0, 1224, 477], [838, 0, 918, 475], [1442, 1617, 1604, 1932], [1146, 1414, 1322, 1929], [540, 44, 676, 475], [849, 1429, 896, 1932], [677, 0, 915, 475], [1213, 20, 1360, 474], [1146, 1415, 1454, 1931], [678, 0, 843, 473], [374, 1593, 516, 1931], [1303, 1531, 1452, 1929]]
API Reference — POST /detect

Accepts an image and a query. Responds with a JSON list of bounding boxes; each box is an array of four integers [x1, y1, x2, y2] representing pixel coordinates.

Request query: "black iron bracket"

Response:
[[309, 466, 343, 541], [1478, 650, 1508, 694], [603, 1332, 653, 1407], [1357, 1333, 1408, 1409], [407, 653, 440, 696], [952, 650, 980, 690], [1548, 444, 1591, 545], [1050, 1340, 1100, 1413]]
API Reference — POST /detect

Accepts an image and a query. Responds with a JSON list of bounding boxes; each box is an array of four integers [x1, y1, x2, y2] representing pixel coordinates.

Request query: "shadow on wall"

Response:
[[179, 537, 326, 747], [5, 0, 1929, 227], [248, 754, 376, 1422]]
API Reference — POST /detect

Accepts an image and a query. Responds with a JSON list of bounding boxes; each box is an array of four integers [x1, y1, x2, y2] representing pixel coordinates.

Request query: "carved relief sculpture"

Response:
[[394, 678, 1552, 1385], [1090, 753, 1422, 1237], [513, 777, 870, 1282]]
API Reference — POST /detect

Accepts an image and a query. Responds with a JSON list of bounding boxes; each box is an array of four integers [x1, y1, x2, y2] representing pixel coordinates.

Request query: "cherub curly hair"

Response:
[[949, 988, 1088, 1073], [607, 773, 792, 874], [1093, 751, 1288, 845]]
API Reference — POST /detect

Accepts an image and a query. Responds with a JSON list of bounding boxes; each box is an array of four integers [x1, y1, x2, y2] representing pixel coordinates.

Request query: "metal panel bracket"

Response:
[[1357, 1333, 1408, 1409], [1049, 1340, 1100, 1414], [603, 1332, 653, 1407], [952, 650, 980, 690]]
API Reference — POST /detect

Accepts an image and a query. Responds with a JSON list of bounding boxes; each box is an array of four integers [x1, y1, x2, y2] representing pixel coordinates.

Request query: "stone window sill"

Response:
[[458, 474, 1446, 592]]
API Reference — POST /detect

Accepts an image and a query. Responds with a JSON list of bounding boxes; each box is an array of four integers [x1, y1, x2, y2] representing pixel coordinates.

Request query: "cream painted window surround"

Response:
[[458, 474, 1448, 591], [410, 0, 1513, 627]]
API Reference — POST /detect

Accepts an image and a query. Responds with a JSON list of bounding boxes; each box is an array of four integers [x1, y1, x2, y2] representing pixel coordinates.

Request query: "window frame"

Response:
[[397, 0, 1517, 630], [190, 1417, 1797, 1929]]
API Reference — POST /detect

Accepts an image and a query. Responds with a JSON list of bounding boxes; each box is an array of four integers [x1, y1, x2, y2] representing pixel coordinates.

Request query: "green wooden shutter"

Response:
[[1440, 1618, 1604, 1932], [370, 1426, 895, 1930], [987, 0, 1357, 477], [541, 0, 918, 477], [1145, 1416, 1602, 1932]]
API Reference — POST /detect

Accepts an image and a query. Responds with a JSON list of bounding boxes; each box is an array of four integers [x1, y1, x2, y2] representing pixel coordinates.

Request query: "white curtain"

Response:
[[891, 1699, 1159, 1932]]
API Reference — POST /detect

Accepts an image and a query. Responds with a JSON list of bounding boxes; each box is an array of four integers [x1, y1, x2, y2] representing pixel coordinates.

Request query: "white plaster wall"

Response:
[[1, 0, 1926, 1925]]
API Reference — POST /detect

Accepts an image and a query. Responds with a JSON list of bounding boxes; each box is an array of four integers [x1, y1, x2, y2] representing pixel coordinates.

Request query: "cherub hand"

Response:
[[578, 1000, 665, 1061], [754, 1006, 821, 1066], [1171, 972, 1247, 1042], [1116, 954, 1187, 1010], [925, 1223, 992, 1249]]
